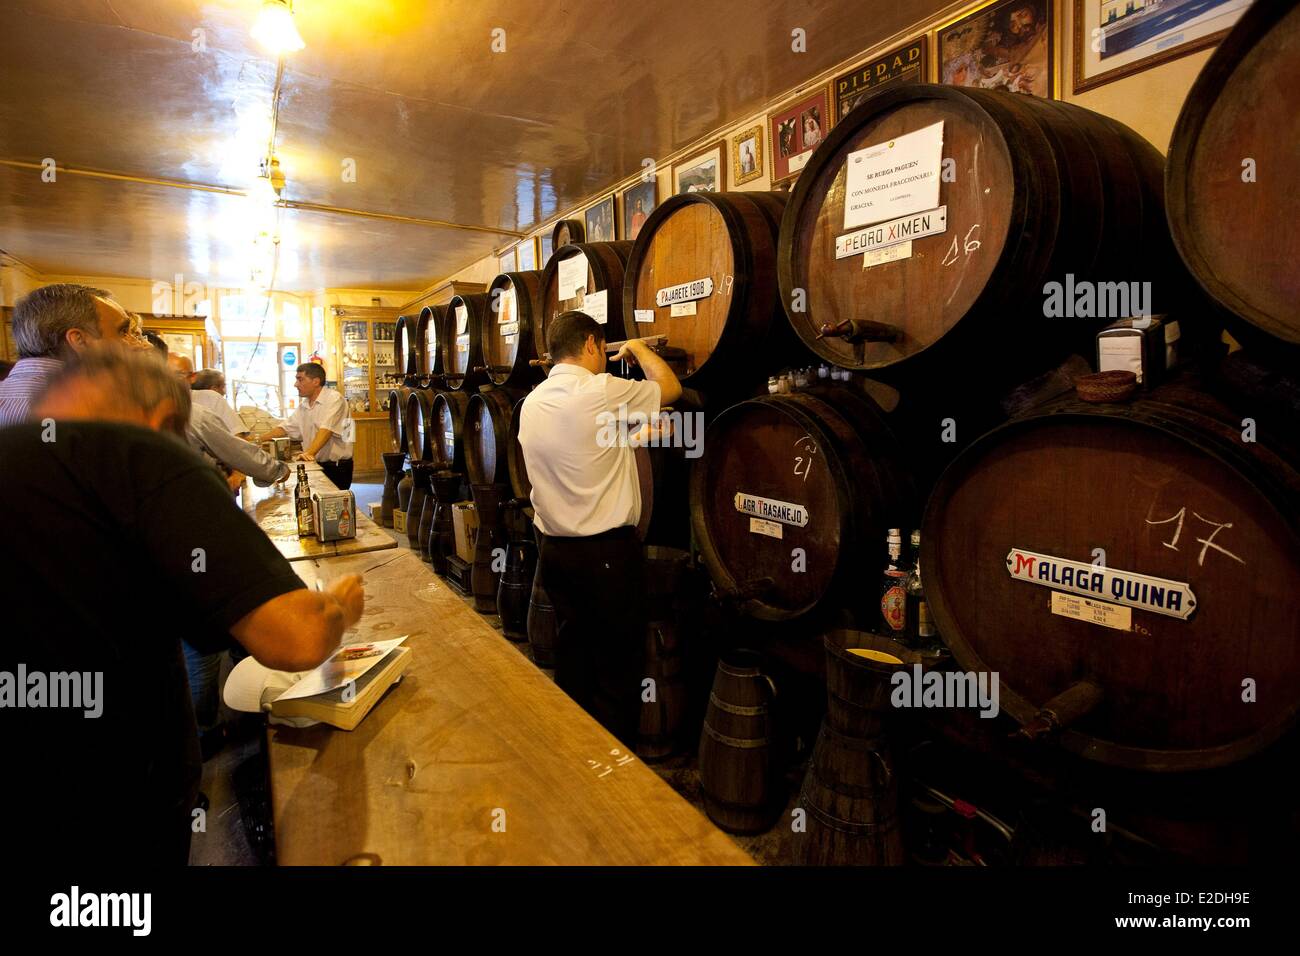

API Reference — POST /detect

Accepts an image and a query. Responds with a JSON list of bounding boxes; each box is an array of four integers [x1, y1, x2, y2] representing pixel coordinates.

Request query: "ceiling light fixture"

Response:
[[251, 0, 305, 55]]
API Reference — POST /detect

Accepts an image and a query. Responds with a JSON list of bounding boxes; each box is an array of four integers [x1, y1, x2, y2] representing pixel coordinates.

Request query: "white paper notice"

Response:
[[788, 151, 811, 175], [497, 287, 516, 324], [456, 304, 468, 334], [634, 309, 655, 324], [1050, 592, 1131, 632], [749, 517, 783, 540], [585, 288, 609, 325], [670, 301, 697, 317], [844, 121, 944, 231], [557, 254, 588, 299]]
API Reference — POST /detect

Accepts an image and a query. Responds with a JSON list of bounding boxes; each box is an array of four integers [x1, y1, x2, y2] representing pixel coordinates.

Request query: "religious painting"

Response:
[[939, 0, 1054, 98], [621, 178, 658, 240], [731, 124, 765, 187], [769, 90, 830, 185], [834, 36, 928, 121]]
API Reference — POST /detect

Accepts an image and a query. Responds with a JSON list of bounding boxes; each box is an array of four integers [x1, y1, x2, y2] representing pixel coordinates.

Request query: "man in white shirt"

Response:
[[256, 362, 355, 489], [190, 368, 250, 437], [518, 311, 682, 742]]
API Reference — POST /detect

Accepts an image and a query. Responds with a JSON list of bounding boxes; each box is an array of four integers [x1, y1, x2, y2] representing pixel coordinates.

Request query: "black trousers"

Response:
[[319, 458, 354, 490], [538, 526, 645, 745]]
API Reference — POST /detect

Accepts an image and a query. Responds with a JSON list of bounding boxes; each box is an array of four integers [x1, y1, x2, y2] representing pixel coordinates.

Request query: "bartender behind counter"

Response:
[[255, 362, 355, 489]]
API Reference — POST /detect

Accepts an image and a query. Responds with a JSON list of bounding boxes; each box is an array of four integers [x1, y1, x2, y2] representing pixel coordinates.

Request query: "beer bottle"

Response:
[[904, 530, 936, 647], [880, 528, 907, 636], [295, 464, 314, 537]]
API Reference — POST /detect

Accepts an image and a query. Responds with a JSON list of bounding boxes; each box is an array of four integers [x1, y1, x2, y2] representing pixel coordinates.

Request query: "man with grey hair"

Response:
[[0, 283, 134, 425], [191, 367, 250, 437], [0, 347, 364, 864]]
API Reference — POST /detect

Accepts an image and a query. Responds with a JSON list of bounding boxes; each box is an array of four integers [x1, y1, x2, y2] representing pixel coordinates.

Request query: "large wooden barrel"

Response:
[[527, 558, 557, 668], [440, 293, 491, 392], [551, 218, 585, 248], [1166, 0, 1300, 352], [921, 380, 1300, 771], [404, 387, 437, 463], [430, 390, 470, 474], [480, 272, 544, 388], [470, 483, 507, 613], [538, 242, 633, 357], [393, 314, 419, 383], [507, 394, 531, 503], [794, 723, 904, 866], [690, 388, 914, 621], [823, 630, 930, 738], [387, 386, 410, 450], [698, 649, 782, 834], [624, 192, 807, 393], [778, 84, 1189, 381], [417, 304, 448, 381], [465, 386, 528, 487]]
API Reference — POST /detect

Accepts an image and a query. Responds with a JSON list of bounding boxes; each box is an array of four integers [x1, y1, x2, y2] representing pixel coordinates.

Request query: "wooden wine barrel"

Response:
[[1166, 0, 1300, 351], [698, 649, 782, 834], [465, 386, 528, 487], [479, 272, 544, 388], [404, 387, 437, 463], [690, 388, 914, 621], [507, 394, 531, 503], [527, 559, 557, 667], [417, 304, 448, 380], [470, 483, 507, 613], [393, 314, 419, 383], [551, 218, 585, 248], [794, 723, 904, 866], [921, 381, 1300, 771], [538, 242, 633, 357], [778, 84, 1188, 380], [624, 192, 807, 392], [440, 293, 491, 391], [430, 390, 470, 473], [387, 386, 410, 450]]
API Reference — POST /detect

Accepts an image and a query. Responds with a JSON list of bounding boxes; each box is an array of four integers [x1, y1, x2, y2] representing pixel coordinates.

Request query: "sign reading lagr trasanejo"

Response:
[[735, 492, 808, 528], [656, 277, 714, 307], [1006, 548, 1197, 621]]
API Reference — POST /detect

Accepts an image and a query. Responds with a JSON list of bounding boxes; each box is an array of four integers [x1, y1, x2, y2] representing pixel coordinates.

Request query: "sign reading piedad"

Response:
[[734, 492, 808, 527], [1006, 548, 1196, 620]]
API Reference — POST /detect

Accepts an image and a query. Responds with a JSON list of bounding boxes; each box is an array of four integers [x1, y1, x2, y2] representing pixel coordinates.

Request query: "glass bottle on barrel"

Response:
[[904, 530, 936, 648], [295, 464, 314, 538], [880, 528, 907, 638]]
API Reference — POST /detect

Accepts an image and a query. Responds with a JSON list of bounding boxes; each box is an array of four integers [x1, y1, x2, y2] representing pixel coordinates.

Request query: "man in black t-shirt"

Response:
[[0, 349, 364, 865]]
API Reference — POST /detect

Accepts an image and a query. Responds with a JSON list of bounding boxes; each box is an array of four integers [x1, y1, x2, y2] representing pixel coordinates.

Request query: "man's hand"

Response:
[[324, 574, 365, 630], [295, 452, 316, 462], [226, 470, 246, 493], [611, 339, 645, 367]]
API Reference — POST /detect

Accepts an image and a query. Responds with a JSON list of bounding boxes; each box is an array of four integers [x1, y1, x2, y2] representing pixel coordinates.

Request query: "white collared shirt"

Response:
[[518, 363, 661, 537], [191, 389, 248, 435], [283, 387, 354, 462]]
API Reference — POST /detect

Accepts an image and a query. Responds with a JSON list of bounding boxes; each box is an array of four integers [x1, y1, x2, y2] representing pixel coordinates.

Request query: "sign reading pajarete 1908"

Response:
[[1006, 548, 1197, 621], [834, 36, 928, 121]]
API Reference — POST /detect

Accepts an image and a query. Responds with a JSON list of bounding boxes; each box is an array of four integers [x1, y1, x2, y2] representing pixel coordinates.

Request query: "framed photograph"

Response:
[[1073, 0, 1249, 93], [539, 232, 554, 264], [584, 196, 617, 242], [769, 90, 830, 186], [939, 0, 1053, 98], [498, 248, 516, 274], [674, 142, 727, 194], [834, 36, 928, 122], [621, 178, 658, 240], [731, 124, 765, 187], [516, 237, 537, 272]]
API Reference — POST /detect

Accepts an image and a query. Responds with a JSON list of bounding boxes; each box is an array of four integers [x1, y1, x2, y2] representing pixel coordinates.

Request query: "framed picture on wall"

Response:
[[939, 0, 1053, 98], [674, 142, 727, 194], [621, 178, 658, 240], [539, 232, 554, 265], [833, 35, 928, 121], [769, 90, 829, 186], [516, 237, 537, 272], [1072, 0, 1249, 93], [498, 248, 516, 274], [584, 195, 617, 242], [731, 124, 765, 187]]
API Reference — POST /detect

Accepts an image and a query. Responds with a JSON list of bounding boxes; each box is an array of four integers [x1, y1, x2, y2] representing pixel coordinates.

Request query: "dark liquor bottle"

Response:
[[880, 528, 907, 636], [904, 530, 936, 647], [295, 464, 314, 537]]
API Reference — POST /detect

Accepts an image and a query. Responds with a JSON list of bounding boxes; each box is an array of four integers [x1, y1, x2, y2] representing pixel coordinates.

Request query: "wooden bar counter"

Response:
[[267, 546, 754, 866], [239, 463, 396, 562]]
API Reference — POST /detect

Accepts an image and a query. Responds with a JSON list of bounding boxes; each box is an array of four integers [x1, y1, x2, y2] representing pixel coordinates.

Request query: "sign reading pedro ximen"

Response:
[[834, 36, 929, 121]]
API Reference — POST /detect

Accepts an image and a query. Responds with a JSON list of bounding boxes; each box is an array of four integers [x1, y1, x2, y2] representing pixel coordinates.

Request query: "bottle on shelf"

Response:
[[903, 529, 936, 648], [880, 527, 907, 637], [295, 464, 315, 538], [767, 375, 779, 395]]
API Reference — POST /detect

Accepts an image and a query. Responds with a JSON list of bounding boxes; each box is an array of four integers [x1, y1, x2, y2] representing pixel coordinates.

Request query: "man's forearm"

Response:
[[303, 427, 333, 458], [631, 343, 683, 406], [260, 426, 288, 440]]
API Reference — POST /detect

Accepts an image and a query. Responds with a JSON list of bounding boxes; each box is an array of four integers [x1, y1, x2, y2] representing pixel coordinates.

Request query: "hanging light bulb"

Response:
[[252, 0, 305, 55]]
